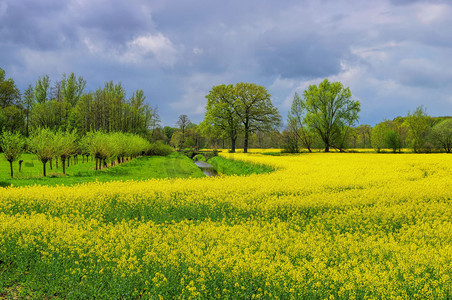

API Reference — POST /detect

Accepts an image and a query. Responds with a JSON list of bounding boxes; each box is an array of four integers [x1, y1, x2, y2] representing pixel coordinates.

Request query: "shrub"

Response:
[[193, 154, 206, 162], [147, 142, 174, 156]]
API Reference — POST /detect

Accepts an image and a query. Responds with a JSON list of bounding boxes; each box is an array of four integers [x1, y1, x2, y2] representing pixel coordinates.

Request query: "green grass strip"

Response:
[[207, 156, 275, 176]]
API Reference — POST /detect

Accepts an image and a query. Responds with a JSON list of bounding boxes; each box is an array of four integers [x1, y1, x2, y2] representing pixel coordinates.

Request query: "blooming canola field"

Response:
[[0, 153, 451, 299]]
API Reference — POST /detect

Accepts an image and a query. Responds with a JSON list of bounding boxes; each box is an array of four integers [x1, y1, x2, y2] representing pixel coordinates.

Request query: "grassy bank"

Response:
[[0, 152, 204, 187], [208, 155, 275, 175]]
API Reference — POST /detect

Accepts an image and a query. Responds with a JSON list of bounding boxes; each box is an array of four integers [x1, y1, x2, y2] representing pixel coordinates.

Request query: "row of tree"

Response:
[[2, 66, 451, 154], [0, 68, 160, 139], [370, 107, 452, 153], [163, 80, 451, 154], [0, 129, 151, 178]]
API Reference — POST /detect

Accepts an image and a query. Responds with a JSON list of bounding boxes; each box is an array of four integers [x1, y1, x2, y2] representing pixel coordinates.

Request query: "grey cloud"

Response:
[[254, 30, 347, 79]]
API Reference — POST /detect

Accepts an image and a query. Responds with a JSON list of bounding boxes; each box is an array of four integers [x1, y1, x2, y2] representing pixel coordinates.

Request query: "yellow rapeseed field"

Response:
[[0, 153, 451, 299]]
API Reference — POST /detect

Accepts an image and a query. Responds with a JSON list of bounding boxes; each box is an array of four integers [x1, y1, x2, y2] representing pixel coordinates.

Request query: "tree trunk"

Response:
[[62, 158, 66, 175], [9, 161, 13, 178], [230, 136, 236, 153], [95, 158, 98, 170], [49, 159, 53, 170], [243, 128, 249, 153], [43, 161, 47, 177], [325, 145, 330, 152]]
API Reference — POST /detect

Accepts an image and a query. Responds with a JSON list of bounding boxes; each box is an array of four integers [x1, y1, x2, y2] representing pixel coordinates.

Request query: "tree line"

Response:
[[2, 66, 451, 158], [0, 129, 155, 178], [0, 68, 160, 139]]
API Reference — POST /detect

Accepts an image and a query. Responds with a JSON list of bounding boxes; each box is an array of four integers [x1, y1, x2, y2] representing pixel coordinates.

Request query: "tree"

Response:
[[404, 106, 432, 153], [1, 105, 25, 134], [34, 75, 50, 104], [0, 131, 25, 178], [302, 79, 360, 152], [176, 114, 191, 148], [287, 92, 315, 152], [356, 124, 372, 148], [371, 122, 389, 152], [55, 130, 77, 174], [0, 68, 21, 108], [429, 118, 452, 153], [61, 73, 86, 106], [232, 83, 281, 153], [385, 130, 401, 153], [28, 128, 56, 177], [203, 84, 241, 152], [22, 84, 35, 136], [162, 126, 176, 143]]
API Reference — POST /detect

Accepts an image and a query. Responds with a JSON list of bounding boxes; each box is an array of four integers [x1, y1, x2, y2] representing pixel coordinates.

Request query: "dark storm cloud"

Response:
[[254, 30, 347, 79], [0, 0, 154, 50], [0, 0, 72, 50]]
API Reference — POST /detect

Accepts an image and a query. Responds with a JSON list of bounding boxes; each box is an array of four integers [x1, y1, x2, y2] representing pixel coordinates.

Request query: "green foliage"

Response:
[[371, 122, 389, 152], [71, 82, 158, 136], [385, 130, 401, 153], [146, 141, 174, 156], [287, 92, 316, 152], [0, 131, 25, 178], [208, 156, 274, 176], [34, 75, 50, 104], [429, 118, 452, 153], [61, 73, 86, 106], [203, 84, 241, 152], [302, 79, 360, 152], [54, 130, 78, 174], [30, 100, 72, 131], [404, 106, 432, 153], [28, 128, 56, 176], [281, 129, 300, 153], [203, 83, 281, 153], [234, 83, 281, 153], [0, 67, 21, 109], [0, 131, 25, 162], [28, 128, 56, 163], [1, 105, 25, 133], [193, 154, 206, 162]]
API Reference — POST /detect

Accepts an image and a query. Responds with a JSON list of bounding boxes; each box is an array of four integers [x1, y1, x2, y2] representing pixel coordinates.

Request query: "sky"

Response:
[[1, 0, 452, 127]]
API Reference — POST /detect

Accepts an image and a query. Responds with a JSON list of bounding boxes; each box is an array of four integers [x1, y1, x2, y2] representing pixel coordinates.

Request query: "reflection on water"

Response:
[[194, 161, 218, 177]]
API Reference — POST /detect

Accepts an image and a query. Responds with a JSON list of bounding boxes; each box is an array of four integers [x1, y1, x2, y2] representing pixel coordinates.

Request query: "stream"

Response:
[[194, 161, 218, 177]]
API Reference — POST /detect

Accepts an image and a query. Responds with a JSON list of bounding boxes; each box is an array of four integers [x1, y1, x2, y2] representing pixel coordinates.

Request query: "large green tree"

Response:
[[404, 106, 432, 153], [232, 83, 281, 153], [302, 79, 360, 152], [203, 84, 241, 152]]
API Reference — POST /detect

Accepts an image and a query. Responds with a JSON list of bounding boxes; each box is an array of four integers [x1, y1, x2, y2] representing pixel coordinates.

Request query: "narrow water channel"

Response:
[[194, 161, 218, 177]]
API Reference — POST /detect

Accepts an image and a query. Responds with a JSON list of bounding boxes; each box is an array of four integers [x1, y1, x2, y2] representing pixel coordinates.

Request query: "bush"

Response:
[[193, 154, 206, 162], [146, 142, 174, 156]]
